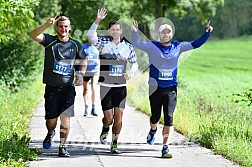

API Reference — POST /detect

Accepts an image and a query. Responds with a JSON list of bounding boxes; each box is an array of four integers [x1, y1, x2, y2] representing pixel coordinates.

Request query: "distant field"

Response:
[[179, 37, 252, 101], [127, 37, 252, 167]]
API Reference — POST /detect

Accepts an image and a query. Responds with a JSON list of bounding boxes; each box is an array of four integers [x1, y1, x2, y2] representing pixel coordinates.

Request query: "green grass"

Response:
[[0, 75, 44, 166], [127, 37, 252, 167]]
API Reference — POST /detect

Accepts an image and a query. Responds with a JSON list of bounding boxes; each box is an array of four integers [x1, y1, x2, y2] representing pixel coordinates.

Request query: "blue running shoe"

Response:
[[43, 130, 55, 149], [58, 145, 70, 157], [162, 146, 172, 158], [147, 130, 156, 145]]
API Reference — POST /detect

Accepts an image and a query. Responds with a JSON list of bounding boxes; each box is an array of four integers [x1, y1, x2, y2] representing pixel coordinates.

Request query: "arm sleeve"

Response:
[[191, 31, 211, 49], [131, 30, 152, 52], [86, 23, 99, 44]]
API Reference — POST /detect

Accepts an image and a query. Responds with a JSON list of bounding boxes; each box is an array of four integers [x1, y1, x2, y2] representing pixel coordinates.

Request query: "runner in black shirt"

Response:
[[29, 15, 87, 157]]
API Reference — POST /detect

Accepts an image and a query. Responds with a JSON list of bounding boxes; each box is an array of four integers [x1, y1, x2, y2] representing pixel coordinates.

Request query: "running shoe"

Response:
[[161, 146, 172, 158], [84, 107, 88, 116], [43, 130, 55, 149], [100, 131, 108, 144], [147, 130, 156, 145], [110, 143, 121, 154], [91, 108, 98, 116], [58, 145, 70, 157]]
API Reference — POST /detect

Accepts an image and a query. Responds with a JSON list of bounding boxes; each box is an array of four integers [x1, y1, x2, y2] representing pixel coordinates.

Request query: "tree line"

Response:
[[0, 0, 251, 91]]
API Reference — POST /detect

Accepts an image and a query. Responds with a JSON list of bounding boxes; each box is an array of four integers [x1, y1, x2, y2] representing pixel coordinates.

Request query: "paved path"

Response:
[[29, 86, 239, 167]]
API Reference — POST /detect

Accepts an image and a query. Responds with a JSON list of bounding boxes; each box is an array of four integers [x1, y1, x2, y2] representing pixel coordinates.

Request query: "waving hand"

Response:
[[95, 8, 107, 24], [205, 21, 213, 32]]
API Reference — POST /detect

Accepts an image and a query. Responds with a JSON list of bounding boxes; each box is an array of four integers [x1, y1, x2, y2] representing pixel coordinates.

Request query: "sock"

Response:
[[163, 145, 168, 150], [150, 127, 157, 133], [102, 126, 109, 133], [92, 104, 95, 109], [112, 139, 117, 145]]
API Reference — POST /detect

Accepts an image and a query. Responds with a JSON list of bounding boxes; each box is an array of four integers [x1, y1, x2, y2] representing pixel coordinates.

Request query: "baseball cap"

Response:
[[158, 24, 172, 33]]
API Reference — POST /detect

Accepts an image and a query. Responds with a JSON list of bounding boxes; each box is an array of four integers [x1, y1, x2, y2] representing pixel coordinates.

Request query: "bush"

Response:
[[0, 39, 42, 92]]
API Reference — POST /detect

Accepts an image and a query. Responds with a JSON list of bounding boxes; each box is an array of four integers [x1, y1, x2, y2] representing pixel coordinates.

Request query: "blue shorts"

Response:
[[44, 85, 76, 119]]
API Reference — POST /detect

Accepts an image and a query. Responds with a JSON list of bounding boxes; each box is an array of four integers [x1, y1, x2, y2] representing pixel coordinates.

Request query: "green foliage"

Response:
[[172, 0, 224, 23], [233, 89, 252, 106], [210, 0, 252, 38], [33, 0, 61, 24], [167, 11, 204, 41], [0, 133, 39, 162], [0, 0, 39, 43], [0, 77, 44, 165], [0, 39, 42, 91], [0, 0, 43, 92]]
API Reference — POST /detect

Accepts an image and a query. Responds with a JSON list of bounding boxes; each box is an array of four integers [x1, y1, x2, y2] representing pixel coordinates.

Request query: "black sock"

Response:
[[102, 126, 109, 133], [163, 145, 168, 150], [150, 127, 157, 133], [112, 140, 117, 145]]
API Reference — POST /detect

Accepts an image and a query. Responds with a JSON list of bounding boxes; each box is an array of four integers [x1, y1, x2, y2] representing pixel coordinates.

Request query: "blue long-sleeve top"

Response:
[[131, 29, 211, 88]]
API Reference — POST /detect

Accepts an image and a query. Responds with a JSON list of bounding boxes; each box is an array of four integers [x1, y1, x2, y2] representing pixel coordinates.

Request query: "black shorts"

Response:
[[44, 85, 76, 119], [100, 86, 127, 111], [83, 72, 99, 82], [149, 86, 177, 126]]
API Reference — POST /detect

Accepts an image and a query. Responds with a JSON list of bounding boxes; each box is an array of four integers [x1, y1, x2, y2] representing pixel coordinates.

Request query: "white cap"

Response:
[[158, 24, 172, 33]]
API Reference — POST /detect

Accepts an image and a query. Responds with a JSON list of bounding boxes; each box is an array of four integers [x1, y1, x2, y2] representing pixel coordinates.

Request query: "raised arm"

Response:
[[191, 21, 213, 49], [29, 15, 59, 43], [131, 20, 152, 52], [86, 8, 107, 44]]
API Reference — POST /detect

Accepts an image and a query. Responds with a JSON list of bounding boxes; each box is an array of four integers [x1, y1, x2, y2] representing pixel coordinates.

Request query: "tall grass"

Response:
[[0, 75, 44, 166], [127, 37, 252, 167]]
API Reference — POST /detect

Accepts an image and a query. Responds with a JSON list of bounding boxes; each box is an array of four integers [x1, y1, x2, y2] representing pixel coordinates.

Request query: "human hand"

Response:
[[96, 8, 107, 22], [45, 15, 60, 27], [131, 20, 138, 32], [74, 75, 83, 86], [205, 21, 213, 32], [96, 59, 100, 65], [124, 73, 131, 80]]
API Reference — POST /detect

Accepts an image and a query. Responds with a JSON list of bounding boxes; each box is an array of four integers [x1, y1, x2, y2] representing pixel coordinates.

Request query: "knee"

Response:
[[150, 115, 160, 124], [113, 117, 122, 125], [46, 119, 57, 129], [164, 116, 173, 126], [83, 89, 88, 96], [103, 116, 113, 125]]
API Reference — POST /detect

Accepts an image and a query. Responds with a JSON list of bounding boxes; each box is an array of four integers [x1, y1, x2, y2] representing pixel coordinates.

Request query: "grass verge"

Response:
[[0, 75, 44, 166]]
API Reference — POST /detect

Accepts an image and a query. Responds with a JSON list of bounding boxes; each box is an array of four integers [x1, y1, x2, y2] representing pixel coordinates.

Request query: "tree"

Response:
[[216, 0, 252, 37], [0, 0, 39, 43]]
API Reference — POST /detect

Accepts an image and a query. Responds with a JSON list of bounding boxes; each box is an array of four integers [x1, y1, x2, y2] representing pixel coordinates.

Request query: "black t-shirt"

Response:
[[40, 34, 86, 86]]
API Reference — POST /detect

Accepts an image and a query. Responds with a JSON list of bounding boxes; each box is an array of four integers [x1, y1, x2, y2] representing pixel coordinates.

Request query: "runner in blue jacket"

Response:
[[131, 20, 213, 158]]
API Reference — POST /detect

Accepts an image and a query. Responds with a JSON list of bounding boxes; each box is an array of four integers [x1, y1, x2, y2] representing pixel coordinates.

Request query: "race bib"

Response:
[[158, 69, 173, 80], [53, 60, 71, 75], [109, 65, 124, 76]]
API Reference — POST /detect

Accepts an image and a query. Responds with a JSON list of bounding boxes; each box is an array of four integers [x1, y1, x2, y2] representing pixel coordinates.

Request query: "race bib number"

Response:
[[53, 60, 71, 75], [158, 69, 173, 80], [109, 65, 124, 76]]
